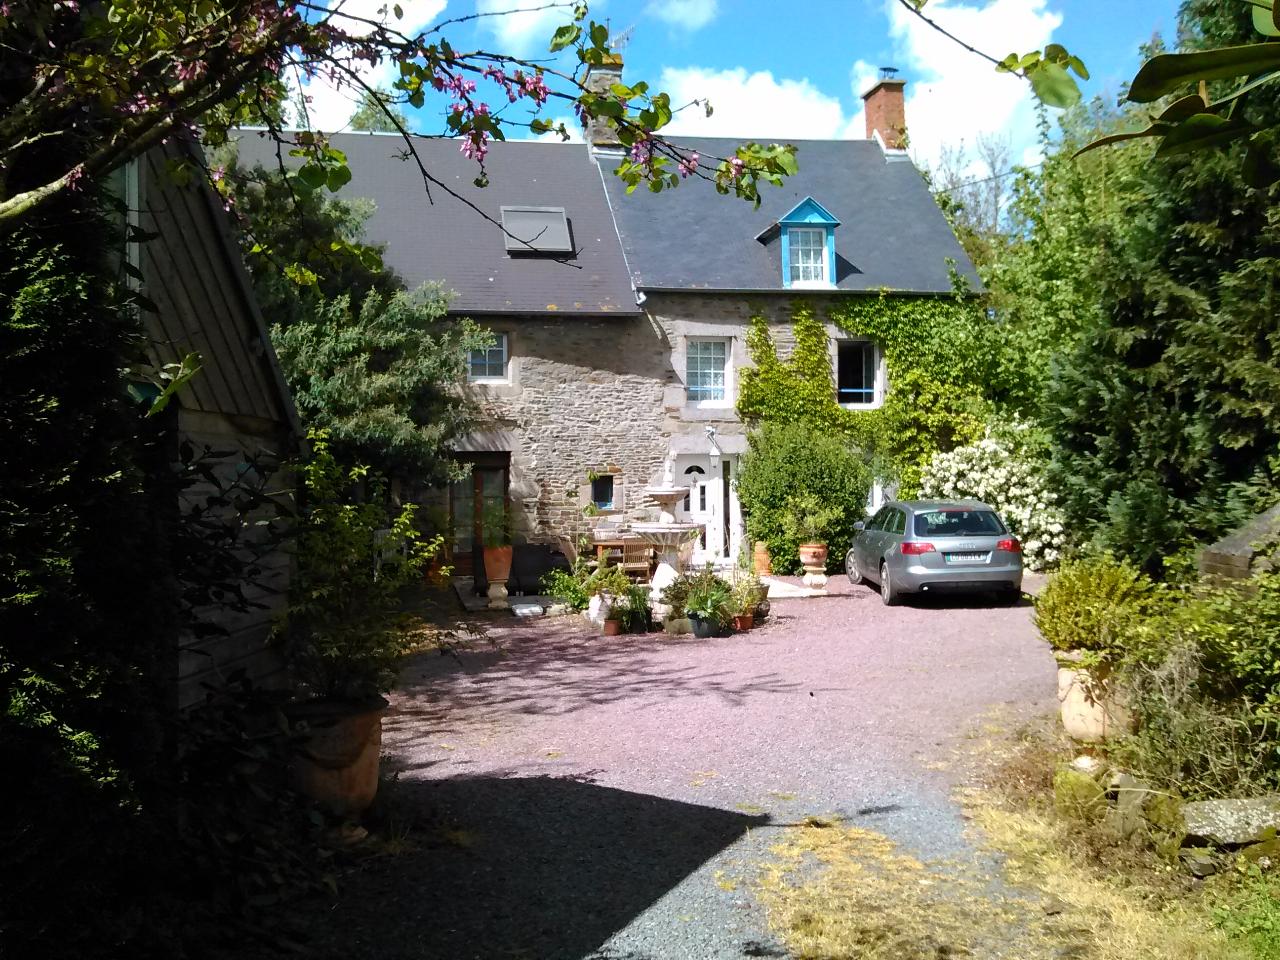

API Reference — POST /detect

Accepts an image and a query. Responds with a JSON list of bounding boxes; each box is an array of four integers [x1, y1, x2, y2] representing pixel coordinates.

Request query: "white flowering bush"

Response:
[[918, 436, 1066, 571]]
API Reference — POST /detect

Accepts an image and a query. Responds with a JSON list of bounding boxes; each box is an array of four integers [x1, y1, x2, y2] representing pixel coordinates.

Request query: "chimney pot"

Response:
[[861, 75, 907, 150]]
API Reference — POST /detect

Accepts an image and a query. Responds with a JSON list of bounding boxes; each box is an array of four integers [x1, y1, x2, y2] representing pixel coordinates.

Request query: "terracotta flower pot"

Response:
[[798, 543, 828, 568], [287, 696, 388, 817], [483, 544, 513, 584], [732, 613, 754, 631], [1056, 653, 1132, 743], [753, 541, 772, 576], [602, 619, 622, 636]]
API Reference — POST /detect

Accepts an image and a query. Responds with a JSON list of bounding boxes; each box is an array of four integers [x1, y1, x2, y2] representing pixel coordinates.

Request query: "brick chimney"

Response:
[[583, 53, 624, 150], [861, 68, 907, 150]]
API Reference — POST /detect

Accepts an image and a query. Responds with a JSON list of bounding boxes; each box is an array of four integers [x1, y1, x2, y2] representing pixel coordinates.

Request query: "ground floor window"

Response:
[[591, 475, 615, 510], [469, 332, 508, 382], [836, 340, 880, 407]]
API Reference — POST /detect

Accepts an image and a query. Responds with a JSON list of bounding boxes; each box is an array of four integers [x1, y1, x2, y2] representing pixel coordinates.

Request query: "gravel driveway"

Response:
[[308, 578, 1055, 959]]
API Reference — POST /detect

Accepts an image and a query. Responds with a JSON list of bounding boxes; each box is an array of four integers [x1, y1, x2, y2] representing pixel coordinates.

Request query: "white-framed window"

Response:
[[836, 340, 882, 408], [788, 227, 828, 286], [468, 333, 508, 382], [686, 337, 731, 406]]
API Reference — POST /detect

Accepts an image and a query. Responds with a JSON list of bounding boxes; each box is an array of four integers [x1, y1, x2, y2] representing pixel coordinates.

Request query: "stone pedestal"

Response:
[[487, 581, 509, 609], [801, 565, 828, 590]]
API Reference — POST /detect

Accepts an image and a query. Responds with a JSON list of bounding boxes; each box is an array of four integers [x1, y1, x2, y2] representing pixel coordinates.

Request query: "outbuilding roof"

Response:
[[600, 137, 980, 295], [232, 131, 640, 316]]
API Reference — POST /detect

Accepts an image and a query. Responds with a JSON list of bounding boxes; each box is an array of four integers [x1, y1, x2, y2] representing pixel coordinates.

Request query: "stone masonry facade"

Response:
[[461, 293, 878, 548]]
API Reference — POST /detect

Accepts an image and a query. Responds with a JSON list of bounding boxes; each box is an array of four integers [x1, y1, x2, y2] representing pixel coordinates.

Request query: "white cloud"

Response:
[[646, 0, 718, 31], [292, 0, 449, 130], [885, 0, 1061, 171], [658, 66, 848, 140], [474, 0, 581, 55]]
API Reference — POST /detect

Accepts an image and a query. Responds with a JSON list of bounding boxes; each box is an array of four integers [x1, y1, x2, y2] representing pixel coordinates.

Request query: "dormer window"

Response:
[[761, 196, 840, 290], [788, 227, 828, 285]]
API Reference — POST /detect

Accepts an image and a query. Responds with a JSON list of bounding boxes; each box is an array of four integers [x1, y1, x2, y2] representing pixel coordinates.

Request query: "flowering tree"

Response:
[[0, 0, 798, 236]]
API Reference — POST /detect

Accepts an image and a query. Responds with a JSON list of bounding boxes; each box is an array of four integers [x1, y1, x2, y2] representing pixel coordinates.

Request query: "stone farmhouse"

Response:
[[238, 66, 977, 573]]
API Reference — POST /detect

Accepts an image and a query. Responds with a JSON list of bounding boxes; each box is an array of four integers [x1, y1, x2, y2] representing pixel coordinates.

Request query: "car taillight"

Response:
[[901, 541, 935, 555], [996, 538, 1021, 553]]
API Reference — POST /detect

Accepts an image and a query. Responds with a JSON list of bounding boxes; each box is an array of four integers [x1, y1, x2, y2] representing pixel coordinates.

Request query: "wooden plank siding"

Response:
[[135, 142, 301, 708]]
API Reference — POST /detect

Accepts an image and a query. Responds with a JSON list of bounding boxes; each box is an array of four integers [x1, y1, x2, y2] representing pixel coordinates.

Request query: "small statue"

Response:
[[662, 450, 676, 487]]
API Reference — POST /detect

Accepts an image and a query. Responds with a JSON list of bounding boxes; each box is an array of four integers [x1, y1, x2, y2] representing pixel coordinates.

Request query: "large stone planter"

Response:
[[798, 542, 829, 589], [483, 545, 513, 608], [287, 696, 388, 818], [1056, 653, 1131, 743]]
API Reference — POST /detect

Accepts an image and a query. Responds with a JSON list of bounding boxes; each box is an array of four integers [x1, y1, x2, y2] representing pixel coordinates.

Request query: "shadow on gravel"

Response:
[[291, 774, 769, 960]]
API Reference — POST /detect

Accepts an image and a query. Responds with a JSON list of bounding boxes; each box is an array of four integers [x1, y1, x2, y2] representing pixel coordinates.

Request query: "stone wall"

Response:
[[460, 293, 863, 546]]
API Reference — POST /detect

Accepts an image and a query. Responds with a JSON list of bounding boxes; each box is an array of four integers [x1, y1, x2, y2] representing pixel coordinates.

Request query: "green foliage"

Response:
[[1041, 5, 1280, 573], [348, 88, 409, 133], [781, 492, 841, 545], [731, 573, 763, 617], [616, 585, 652, 633], [1214, 870, 1280, 959], [541, 561, 592, 611], [736, 421, 872, 574], [1033, 555, 1158, 655], [685, 572, 734, 627], [736, 298, 997, 495], [587, 561, 632, 599], [282, 432, 435, 702]]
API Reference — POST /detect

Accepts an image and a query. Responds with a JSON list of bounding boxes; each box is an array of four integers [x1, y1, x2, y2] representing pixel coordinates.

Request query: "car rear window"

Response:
[[913, 509, 1006, 537]]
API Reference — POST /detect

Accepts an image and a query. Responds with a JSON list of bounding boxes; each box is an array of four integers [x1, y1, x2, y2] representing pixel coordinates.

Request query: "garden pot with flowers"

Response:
[[279, 434, 435, 818]]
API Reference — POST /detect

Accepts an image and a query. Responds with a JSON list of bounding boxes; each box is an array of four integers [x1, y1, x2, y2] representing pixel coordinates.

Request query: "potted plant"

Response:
[[584, 560, 630, 627], [480, 499, 513, 600], [731, 576, 760, 631], [617, 585, 652, 635], [753, 540, 773, 576], [686, 574, 733, 638], [783, 493, 840, 570], [659, 573, 693, 635], [1034, 555, 1155, 743], [280, 433, 431, 817]]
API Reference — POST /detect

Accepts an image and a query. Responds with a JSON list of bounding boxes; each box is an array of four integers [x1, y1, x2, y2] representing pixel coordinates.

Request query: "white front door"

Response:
[[673, 454, 743, 566]]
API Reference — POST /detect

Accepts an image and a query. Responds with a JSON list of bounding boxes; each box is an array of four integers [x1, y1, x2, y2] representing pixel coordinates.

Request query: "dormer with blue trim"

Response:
[[758, 197, 840, 289]]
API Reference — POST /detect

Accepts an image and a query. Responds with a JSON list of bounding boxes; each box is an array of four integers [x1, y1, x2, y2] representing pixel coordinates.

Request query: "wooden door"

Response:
[[449, 453, 509, 575]]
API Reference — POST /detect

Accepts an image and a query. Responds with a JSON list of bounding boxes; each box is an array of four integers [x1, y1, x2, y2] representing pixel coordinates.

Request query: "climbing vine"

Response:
[[737, 295, 1000, 495]]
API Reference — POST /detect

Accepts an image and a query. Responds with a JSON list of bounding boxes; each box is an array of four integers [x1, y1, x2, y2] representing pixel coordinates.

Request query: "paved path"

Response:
[[316, 578, 1055, 959]]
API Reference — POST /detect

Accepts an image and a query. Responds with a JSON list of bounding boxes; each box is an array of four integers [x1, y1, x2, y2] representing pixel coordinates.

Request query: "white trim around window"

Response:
[[685, 336, 733, 408], [788, 226, 830, 288], [834, 338, 885, 410], [468, 332, 509, 383]]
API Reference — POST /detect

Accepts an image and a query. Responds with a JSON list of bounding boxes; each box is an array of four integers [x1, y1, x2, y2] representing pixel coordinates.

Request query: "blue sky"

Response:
[[309, 0, 1182, 170]]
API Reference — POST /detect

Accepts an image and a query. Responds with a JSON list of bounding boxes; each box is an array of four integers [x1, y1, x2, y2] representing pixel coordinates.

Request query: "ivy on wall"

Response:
[[736, 294, 999, 495]]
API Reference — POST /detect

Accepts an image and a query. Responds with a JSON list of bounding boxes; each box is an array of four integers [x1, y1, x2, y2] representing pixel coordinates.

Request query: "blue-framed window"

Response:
[[773, 197, 840, 289]]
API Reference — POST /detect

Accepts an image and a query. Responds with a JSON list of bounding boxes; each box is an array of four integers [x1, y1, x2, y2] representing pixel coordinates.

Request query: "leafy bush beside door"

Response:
[[736, 421, 871, 574]]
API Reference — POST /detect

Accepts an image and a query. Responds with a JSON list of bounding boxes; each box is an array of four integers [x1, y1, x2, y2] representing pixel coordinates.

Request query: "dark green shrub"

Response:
[[617, 585, 652, 634], [736, 421, 872, 574], [541, 561, 592, 611]]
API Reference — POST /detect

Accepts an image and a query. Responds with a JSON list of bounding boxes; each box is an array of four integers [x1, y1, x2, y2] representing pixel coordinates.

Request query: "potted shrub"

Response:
[[659, 573, 693, 635], [731, 575, 761, 631], [783, 493, 840, 570], [584, 561, 630, 626], [686, 573, 733, 638], [480, 499, 513, 600], [280, 434, 432, 817], [617, 585, 652, 635], [1034, 555, 1156, 743]]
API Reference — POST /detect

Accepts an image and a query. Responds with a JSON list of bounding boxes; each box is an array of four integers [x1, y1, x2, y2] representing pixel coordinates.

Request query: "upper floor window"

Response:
[[468, 332, 508, 382], [768, 196, 839, 290], [837, 340, 882, 408], [788, 227, 828, 285], [686, 338, 730, 405]]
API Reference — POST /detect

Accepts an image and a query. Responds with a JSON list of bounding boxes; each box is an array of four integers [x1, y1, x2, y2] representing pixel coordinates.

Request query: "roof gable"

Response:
[[778, 196, 840, 227]]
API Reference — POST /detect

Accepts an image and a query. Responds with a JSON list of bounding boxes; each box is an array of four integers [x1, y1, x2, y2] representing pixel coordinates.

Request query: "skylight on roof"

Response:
[[500, 206, 573, 253]]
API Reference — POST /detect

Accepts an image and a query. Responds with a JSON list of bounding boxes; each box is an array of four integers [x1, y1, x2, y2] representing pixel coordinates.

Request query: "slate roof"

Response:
[[232, 131, 979, 312], [601, 137, 980, 295], [232, 131, 639, 315]]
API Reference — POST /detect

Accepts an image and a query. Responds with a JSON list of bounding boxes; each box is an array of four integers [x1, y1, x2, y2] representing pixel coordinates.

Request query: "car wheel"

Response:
[[846, 548, 865, 586], [880, 562, 901, 606]]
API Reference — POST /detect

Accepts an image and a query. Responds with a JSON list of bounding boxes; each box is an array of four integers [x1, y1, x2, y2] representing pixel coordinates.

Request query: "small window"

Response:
[[788, 227, 828, 285], [500, 206, 573, 253], [837, 341, 879, 407], [468, 333, 508, 382], [687, 338, 730, 404], [889, 509, 906, 536], [591, 475, 615, 510]]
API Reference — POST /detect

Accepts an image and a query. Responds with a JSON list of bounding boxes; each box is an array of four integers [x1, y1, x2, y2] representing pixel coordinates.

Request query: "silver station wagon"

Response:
[[846, 500, 1023, 605]]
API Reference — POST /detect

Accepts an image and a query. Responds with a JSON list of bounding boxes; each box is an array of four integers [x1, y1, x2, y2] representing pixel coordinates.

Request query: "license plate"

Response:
[[946, 552, 989, 563]]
